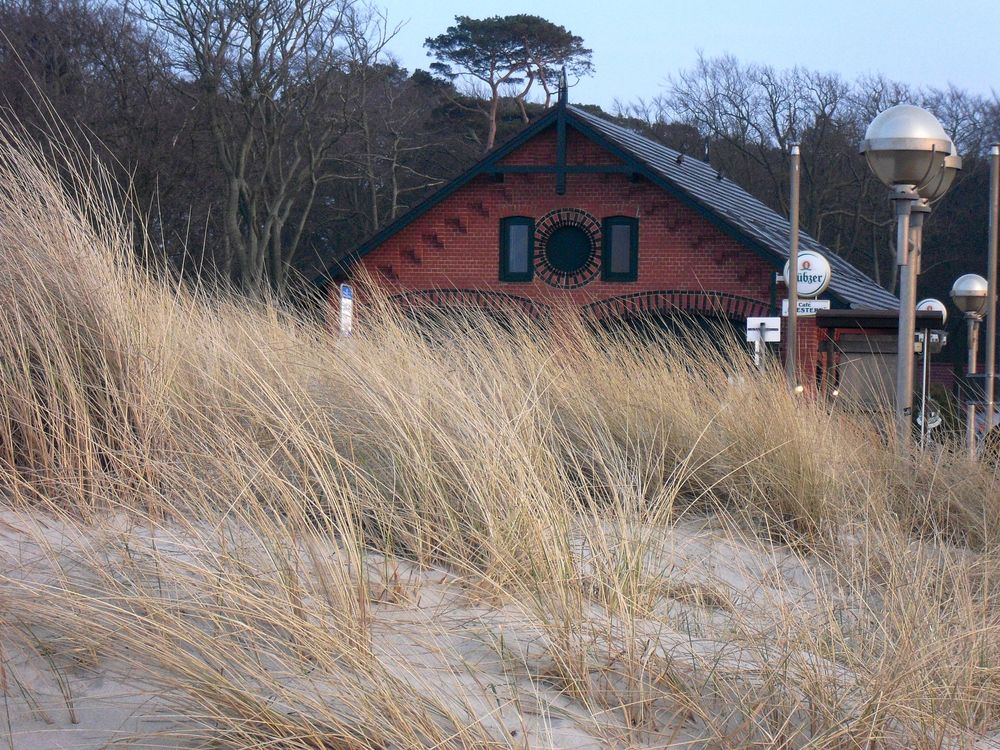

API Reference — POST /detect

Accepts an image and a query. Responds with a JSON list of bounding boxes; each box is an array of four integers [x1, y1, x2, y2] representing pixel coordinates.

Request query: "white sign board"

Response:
[[782, 250, 832, 298], [746, 316, 781, 343], [339, 283, 353, 337], [782, 298, 831, 317]]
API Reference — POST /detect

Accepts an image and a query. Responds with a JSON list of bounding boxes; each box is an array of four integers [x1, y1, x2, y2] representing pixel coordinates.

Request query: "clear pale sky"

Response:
[[376, 0, 1000, 110]]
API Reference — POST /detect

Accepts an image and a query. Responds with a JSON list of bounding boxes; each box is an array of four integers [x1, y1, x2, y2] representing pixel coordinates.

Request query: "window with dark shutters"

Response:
[[499, 217, 534, 282], [602, 217, 638, 281]]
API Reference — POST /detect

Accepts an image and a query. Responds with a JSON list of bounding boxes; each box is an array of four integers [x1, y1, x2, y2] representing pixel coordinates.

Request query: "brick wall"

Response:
[[345, 124, 823, 379]]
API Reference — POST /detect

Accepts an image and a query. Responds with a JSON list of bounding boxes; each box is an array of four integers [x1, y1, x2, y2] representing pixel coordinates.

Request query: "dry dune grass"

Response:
[[0, 121, 999, 749]]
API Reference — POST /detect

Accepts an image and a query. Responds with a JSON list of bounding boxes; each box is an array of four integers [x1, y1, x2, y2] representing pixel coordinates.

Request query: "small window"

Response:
[[602, 217, 639, 281], [500, 217, 534, 282]]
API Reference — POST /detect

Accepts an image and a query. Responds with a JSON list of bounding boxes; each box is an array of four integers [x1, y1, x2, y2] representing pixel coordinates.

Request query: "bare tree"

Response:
[[325, 62, 464, 239], [335, 7, 447, 234], [655, 56, 919, 289], [141, 0, 356, 291]]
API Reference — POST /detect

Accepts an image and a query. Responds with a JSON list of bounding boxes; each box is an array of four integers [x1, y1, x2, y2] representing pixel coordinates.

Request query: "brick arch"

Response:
[[388, 288, 552, 323], [582, 290, 770, 323]]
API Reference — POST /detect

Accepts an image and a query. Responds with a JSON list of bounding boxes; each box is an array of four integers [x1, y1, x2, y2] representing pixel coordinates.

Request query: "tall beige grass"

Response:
[[0, 120, 998, 749]]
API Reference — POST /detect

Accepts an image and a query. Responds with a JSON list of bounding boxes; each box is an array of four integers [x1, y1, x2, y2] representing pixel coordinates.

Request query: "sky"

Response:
[[375, 0, 1000, 111]]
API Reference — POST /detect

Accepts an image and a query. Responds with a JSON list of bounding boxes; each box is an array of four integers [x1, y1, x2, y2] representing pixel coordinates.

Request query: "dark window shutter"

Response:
[[602, 217, 639, 281]]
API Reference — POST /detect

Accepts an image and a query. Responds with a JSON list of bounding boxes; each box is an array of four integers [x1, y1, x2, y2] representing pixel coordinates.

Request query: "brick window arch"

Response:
[[583, 290, 769, 323]]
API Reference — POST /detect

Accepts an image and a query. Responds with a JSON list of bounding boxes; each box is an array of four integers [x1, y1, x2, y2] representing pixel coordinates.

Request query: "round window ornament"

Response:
[[783, 250, 832, 298], [533, 208, 601, 288]]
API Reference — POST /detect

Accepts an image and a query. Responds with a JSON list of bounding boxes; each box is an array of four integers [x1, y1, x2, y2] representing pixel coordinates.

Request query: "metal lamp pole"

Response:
[[908, 202, 927, 445], [786, 144, 800, 389], [985, 144, 999, 439], [921, 328, 930, 448], [966, 311, 983, 458], [916, 298, 947, 450], [893, 187, 919, 441], [861, 105, 955, 446], [952, 273, 989, 459]]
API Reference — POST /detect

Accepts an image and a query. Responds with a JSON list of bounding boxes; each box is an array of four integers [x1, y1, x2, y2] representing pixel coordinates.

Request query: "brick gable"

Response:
[[340, 116, 822, 388], [354, 125, 779, 318]]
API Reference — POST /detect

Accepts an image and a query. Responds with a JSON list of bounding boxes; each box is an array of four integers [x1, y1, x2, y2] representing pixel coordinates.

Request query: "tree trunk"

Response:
[[486, 86, 500, 151]]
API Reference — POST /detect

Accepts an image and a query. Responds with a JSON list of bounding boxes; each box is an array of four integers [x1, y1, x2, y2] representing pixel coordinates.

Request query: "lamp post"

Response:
[[861, 105, 954, 445], [786, 144, 801, 390], [985, 144, 999, 444], [951, 274, 988, 459], [916, 298, 947, 449]]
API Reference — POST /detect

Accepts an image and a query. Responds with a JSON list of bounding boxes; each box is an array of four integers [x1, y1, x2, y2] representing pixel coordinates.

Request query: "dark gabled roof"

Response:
[[320, 102, 898, 311], [566, 106, 898, 311]]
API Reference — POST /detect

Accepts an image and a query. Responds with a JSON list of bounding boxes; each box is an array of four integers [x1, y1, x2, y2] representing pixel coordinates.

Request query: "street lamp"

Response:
[[861, 105, 954, 445], [918, 145, 963, 203], [951, 273, 989, 458], [912, 143, 962, 275], [910, 141, 962, 273], [986, 145, 999, 455]]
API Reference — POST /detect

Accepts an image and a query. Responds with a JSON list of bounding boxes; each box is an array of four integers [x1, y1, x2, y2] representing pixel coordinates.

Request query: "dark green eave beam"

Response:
[[556, 105, 567, 195], [490, 164, 634, 174]]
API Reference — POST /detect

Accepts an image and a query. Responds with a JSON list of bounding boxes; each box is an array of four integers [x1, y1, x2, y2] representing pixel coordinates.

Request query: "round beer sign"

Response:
[[783, 250, 832, 298], [916, 298, 948, 326]]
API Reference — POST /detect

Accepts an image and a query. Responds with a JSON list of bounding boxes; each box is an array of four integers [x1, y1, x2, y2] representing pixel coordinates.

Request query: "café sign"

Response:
[[782, 298, 831, 317]]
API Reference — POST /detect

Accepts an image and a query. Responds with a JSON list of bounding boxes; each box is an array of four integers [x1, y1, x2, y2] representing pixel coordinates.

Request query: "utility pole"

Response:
[[967, 313, 982, 459], [985, 145, 999, 439], [786, 144, 800, 389]]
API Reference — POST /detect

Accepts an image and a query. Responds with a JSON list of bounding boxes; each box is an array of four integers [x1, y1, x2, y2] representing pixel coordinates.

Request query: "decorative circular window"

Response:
[[534, 208, 602, 288]]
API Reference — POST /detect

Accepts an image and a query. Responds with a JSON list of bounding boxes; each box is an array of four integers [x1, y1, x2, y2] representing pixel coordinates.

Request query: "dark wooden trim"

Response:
[[556, 105, 567, 195], [601, 216, 639, 282], [815, 309, 944, 330], [491, 164, 634, 174]]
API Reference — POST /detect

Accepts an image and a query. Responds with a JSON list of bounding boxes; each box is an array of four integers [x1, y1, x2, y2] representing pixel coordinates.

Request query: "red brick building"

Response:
[[321, 91, 899, 390]]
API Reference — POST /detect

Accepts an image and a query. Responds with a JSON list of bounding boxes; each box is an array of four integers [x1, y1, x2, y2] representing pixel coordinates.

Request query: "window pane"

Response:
[[609, 223, 632, 274], [507, 223, 529, 273]]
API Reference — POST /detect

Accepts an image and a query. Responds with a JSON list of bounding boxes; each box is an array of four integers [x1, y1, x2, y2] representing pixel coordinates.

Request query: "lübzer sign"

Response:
[[783, 250, 832, 298]]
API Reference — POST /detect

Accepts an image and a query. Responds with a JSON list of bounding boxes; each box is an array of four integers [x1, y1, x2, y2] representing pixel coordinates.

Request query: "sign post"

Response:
[[339, 283, 353, 337], [747, 316, 781, 370], [781, 249, 832, 387]]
